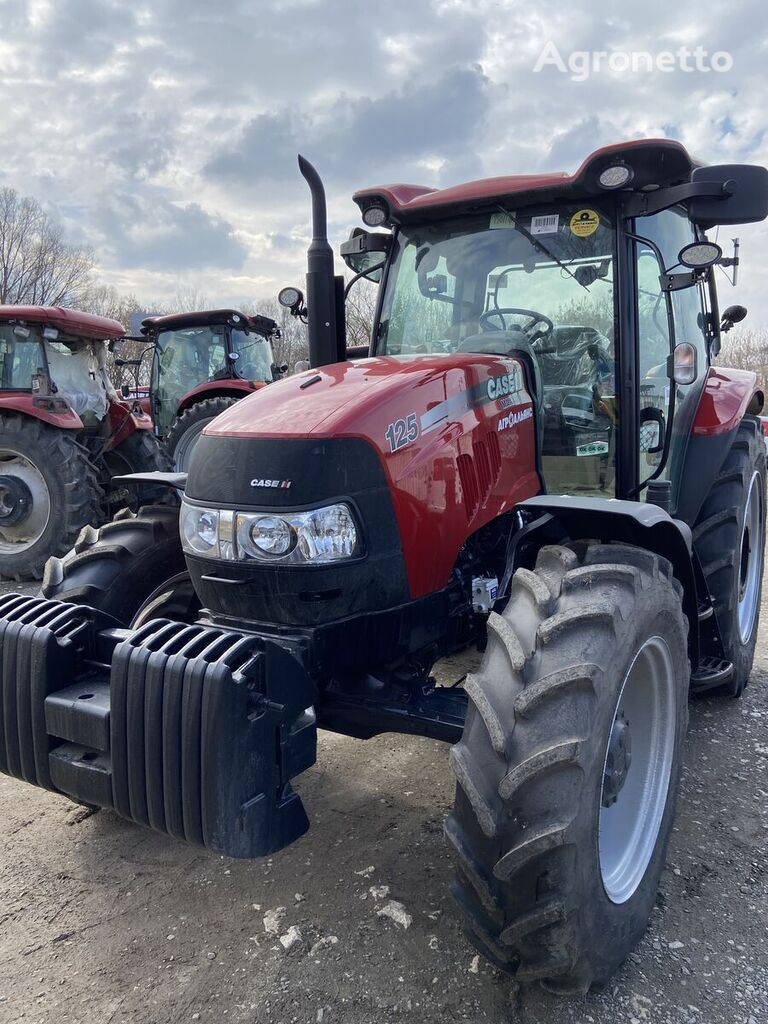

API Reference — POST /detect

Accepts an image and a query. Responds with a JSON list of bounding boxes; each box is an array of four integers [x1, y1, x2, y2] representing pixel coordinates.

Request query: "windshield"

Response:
[[0, 324, 45, 390], [378, 205, 619, 497], [230, 327, 275, 382], [378, 205, 615, 362]]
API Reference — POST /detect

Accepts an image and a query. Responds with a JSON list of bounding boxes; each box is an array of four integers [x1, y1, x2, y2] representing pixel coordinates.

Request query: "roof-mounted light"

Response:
[[362, 202, 388, 227], [598, 162, 634, 189]]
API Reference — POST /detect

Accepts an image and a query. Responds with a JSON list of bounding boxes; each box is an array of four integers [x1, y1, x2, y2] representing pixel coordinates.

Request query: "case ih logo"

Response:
[[486, 366, 524, 402], [249, 478, 292, 489]]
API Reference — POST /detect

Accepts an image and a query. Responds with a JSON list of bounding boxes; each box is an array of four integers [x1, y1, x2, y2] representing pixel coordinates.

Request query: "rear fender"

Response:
[[0, 394, 83, 430], [675, 367, 764, 525], [176, 380, 257, 415], [509, 495, 700, 669], [105, 398, 153, 448]]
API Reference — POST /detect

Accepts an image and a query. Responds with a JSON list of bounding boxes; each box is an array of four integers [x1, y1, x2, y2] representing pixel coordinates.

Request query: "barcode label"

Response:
[[530, 214, 559, 235]]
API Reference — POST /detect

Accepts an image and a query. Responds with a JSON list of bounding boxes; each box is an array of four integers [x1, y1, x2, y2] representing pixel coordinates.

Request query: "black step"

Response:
[[691, 657, 734, 691], [45, 680, 111, 752]]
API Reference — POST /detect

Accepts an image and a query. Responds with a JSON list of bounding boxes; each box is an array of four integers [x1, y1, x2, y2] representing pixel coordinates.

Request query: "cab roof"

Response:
[[353, 139, 698, 222], [0, 305, 125, 340], [141, 309, 277, 337]]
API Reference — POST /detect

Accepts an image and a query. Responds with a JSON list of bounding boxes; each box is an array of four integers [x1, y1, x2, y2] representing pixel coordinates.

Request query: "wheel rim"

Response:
[[599, 636, 676, 904], [130, 571, 200, 629], [0, 448, 52, 554], [173, 419, 212, 473], [738, 470, 763, 644]]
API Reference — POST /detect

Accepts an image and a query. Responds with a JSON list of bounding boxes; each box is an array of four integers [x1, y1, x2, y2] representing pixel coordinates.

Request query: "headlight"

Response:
[[180, 503, 220, 556], [237, 503, 360, 564], [180, 499, 361, 564]]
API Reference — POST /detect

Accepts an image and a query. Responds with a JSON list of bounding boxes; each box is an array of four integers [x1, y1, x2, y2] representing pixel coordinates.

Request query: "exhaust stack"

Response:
[[298, 155, 346, 368]]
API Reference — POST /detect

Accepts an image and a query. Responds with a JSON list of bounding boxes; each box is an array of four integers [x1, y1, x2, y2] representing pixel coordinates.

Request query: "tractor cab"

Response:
[[341, 140, 766, 514], [0, 306, 121, 426], [140, 309, 281, 469]]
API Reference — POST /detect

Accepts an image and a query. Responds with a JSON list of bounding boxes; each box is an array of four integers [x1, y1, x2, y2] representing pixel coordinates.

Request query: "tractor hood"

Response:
[[203, 353, 530, 443], [190, 352, 540, 603]]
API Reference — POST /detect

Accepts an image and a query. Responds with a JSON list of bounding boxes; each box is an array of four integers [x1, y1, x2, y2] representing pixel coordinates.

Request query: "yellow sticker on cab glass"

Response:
[[570, 209, 600, 237]]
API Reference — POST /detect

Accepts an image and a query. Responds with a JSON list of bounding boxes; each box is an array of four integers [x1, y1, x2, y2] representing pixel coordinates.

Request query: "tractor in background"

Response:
[[135, 309, 282, 471], [0, 305, 171, 580], [3, 141, 768, 994]]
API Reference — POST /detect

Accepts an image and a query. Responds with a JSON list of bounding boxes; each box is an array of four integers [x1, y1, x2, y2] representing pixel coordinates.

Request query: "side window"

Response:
[[635, 245, 672, 484], [635, 208, 709, 490]]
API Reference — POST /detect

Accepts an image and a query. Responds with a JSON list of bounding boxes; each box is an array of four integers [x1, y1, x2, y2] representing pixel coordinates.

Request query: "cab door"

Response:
[[634, 208, 709, 506]]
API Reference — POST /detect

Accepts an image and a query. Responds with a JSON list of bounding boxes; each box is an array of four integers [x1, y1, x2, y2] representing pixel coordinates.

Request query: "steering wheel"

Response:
[[479, 307, 554, 345]]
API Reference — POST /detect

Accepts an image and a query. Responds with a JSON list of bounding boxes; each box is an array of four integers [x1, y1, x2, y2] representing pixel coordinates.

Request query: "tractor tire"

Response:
[[42, 505, 199, 628], [692, 415, 766, 697], [446, 542, 689, 993], [166, 396, 242, 472], [101, 429, 177, 514], [0, 414, 102, 582]]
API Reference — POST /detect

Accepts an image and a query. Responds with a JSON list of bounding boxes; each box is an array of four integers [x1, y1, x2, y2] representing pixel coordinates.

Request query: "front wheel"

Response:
[[446, 542, 689, 992], [165, 396, 241, 472], [42, 505, 199, 627]]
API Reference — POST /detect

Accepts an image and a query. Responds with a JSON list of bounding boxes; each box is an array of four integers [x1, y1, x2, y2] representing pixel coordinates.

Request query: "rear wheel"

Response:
[[446, 542, 689, 992], [101, 429, 176, 514], [42, 505, 199, 628], [693, 415, 766, 696], [0, 414, 102, 581], [165, 396, 241, 472]]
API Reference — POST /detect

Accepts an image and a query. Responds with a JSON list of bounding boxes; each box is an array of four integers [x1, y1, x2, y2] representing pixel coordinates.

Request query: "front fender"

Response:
[[510, 495, 700, 669]]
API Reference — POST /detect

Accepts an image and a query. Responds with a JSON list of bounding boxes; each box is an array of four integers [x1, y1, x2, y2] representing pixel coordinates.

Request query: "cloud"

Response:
[[91, 192, 247, 271], [204, 65, 490, 191], [0, 0, 765, 319]]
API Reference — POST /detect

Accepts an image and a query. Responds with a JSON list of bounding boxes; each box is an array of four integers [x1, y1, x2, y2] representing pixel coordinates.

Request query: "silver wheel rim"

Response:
[[173, 419, 212, 473], [0, 447, 52, 554], [599, 636, 676, 904], [738, 470, 763, 644]]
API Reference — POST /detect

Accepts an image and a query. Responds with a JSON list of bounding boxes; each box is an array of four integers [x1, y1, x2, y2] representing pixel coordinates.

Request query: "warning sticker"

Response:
[[490, 211, 516, 229], [530, 214, 559, 235], [570, 209, 600, 237]]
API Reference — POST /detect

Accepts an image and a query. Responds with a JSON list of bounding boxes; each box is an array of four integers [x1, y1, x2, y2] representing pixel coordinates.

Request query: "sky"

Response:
[[1, 0, 767, 321]]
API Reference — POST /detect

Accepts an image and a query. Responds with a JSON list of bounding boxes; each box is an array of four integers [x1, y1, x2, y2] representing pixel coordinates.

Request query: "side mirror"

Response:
[[340, 228, 390, 282], [294, 359, 310, 374], [639, 406, 665, 454], [721, 304, 748, 333], [689, 164, 768, 228]]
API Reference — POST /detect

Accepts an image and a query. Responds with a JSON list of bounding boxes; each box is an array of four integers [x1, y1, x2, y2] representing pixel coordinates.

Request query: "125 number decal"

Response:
[[385, 413, 419, 452]]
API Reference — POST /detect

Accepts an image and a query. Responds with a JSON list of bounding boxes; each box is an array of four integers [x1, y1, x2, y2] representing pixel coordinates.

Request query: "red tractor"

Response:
[[137, 309, 282, 471], [0, 306, 171, 580], [3, 140, 767, 993]]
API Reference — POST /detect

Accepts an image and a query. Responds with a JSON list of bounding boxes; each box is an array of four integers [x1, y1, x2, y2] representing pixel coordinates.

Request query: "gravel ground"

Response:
[[0, 575, 767, 1024]]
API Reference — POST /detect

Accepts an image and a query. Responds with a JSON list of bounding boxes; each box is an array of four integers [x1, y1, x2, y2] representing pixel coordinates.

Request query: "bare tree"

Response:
[[345, 277, 378, 349], [0, 187, 94, 305], [716, 327, 768, 386]]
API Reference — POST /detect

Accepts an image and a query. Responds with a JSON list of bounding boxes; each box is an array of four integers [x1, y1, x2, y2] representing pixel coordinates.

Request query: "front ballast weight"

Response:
[[0, 593, 317, 857]]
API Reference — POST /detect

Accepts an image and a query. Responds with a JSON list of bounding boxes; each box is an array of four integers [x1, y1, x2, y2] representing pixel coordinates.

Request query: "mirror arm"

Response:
[[344, 261, 386, 299], [622, 179, 734, 219]]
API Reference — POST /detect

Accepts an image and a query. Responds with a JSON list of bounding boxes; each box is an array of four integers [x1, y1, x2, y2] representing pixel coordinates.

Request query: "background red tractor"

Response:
[[0, 305, 171, 579], [134, 309, 283, 471]]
